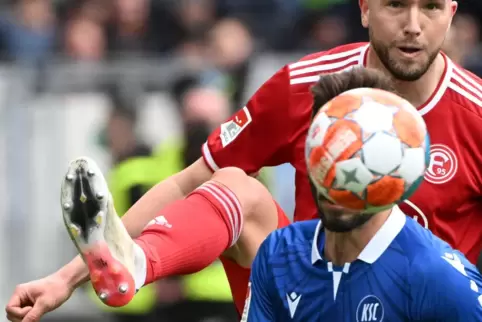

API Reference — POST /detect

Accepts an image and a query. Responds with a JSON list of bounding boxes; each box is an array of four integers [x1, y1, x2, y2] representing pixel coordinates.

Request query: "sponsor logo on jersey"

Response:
[[286, 291, 302, 318], [425, 144, 458, 184], [356, 295, 384, 322], [220, 106, 252, 147]]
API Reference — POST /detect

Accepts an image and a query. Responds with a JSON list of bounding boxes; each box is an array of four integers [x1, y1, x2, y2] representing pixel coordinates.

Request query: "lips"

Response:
[[396, 45, 424, 58], [397, 46, 422, 54], [398, 46, 422, 54]]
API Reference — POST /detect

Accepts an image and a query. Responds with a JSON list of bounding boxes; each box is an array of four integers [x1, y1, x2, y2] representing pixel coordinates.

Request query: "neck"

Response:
[[323, 209, 392, 266], [366, 47, 446, 108]]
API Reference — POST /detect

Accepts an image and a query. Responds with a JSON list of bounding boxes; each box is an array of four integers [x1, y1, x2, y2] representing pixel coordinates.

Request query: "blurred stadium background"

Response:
[[0, 0, 481, 321]]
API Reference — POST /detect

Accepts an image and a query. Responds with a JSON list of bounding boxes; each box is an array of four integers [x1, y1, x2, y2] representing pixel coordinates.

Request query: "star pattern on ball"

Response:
[[342, 168, 360, 185]]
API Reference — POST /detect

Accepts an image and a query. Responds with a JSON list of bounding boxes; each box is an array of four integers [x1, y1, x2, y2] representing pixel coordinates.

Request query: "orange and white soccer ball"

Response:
[[305, 87, 429, 213]]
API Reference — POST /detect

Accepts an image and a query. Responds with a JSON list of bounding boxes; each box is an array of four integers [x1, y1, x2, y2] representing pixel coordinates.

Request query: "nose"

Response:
[[403, 7, 422, 37]]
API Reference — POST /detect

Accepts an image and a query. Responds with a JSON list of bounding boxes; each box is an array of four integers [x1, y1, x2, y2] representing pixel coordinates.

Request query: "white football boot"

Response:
[[60, 157, 144, 307]]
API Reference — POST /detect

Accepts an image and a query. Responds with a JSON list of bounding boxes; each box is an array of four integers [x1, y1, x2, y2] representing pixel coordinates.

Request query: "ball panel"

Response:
[[362, 133, 403, 175], [312, 119, 363, 187], [397, 147, 426, 185], [328, 189, 366, 210], [307, 112, 331, 151], [366, 176, 405, 207], [345, 88, 407, 107], [401, 175, 423, 201], [323, 165, 337, 189], [352, 99, 396, 133], [322, 119, 363, 152], [334, 158, 374, 193], [324, 94, 362, 118], [393, 108, 425, 148], [308, 145, 334, 188]]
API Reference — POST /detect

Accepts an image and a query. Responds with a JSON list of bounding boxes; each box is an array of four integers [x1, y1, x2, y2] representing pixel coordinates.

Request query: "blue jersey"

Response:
[[243, 206, 482, 321]]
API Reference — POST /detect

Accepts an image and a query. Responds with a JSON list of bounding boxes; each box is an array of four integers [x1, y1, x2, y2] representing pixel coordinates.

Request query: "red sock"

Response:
[[136, 181, 243, 285]]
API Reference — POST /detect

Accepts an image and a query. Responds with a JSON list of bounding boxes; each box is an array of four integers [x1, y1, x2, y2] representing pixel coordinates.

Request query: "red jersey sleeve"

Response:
[[202, 65, 297, 173]]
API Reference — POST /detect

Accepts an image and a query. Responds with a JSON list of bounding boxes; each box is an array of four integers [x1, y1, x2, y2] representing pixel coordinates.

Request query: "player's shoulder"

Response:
[[286, 43, 368, 87], [447, 58, 482, 118], [405, 225, 482, 320], [404, 220, 478, 281], [394, 215, 442, 250], [410, 241, 470, 273], [263, 219, 320, 256], [409, 246, 482, 303], [392, 216, 463, 265]]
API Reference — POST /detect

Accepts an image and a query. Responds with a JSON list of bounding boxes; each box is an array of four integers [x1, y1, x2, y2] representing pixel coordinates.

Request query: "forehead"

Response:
[[368, 0, 453, 11], [370, 0, 449, 3]]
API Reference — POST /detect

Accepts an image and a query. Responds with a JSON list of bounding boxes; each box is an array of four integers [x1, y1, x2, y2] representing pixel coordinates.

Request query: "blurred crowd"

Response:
[[0, 0, 480, 66], [1, 1, 482, 322], [1, 0, 362, 62], [0, 0, 481, 99]]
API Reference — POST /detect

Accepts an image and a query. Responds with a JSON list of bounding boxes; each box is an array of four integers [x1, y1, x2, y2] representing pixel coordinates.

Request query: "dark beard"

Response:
[[319, 209, 374, 233], [369, 28, 439, 82], [309, 179, 375, 233]]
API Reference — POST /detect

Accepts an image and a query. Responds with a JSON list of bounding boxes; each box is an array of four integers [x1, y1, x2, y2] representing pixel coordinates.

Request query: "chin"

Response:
[[319, 211, 374, 233], [388, 64, 429, 81], [322, 219, 361, 233], [390, 54, 440, 82], [392, 71, 425, 82]]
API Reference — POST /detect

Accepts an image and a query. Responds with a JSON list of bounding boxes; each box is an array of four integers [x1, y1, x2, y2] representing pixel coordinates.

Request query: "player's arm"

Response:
[[413, 252, 482, 321], [202, 65, 297, 173], [242, 234, 277, 321]]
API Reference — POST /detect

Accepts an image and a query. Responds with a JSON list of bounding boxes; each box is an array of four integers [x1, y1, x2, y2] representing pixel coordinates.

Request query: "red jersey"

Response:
[[203, 42, 482, 263]]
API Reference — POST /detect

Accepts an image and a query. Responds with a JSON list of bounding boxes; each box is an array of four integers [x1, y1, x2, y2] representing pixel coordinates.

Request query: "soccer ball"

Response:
[[305, 87, 429, 213]]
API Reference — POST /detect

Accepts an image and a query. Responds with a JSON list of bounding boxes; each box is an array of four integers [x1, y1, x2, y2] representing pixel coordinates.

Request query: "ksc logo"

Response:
[[425, 144, 458, 184], [356, 295, 384, 322]]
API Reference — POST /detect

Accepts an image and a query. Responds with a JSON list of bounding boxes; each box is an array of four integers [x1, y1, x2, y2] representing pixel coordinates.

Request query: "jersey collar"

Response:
[[311, 220, 324, 264], [311, 206, 407, 265]]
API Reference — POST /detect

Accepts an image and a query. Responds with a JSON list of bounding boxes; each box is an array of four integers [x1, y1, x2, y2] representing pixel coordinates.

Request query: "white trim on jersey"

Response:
[[290, 63, 359, 85], [288, 46, 365, 70], [290, 75, 322, 85], [197, 182, 243, 246], [449, 83, 482, 108], [358, 44, 370, 66], [202, 142, 220, 172], [311, 220, 323, 264], [418, 56, 454, 116], [450, 66, 482, 108], [289, 44, 369, 85], [289, 55, 360, 78], [453, 65, 482, 94]]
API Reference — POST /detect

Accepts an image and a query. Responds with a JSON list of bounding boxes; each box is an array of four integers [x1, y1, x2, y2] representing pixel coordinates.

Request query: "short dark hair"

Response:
[[311, 67, 395, 116]]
